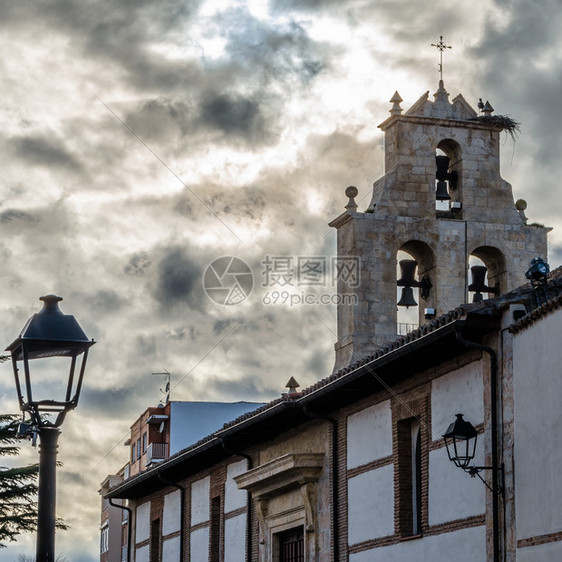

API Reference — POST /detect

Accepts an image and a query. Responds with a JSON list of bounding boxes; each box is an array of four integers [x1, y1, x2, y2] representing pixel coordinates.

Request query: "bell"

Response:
[[468, 265, 488, 302], [398, 286, 418, 308], [397, 259, 419, 308], [435, 155, 450, 179], [435, 155, 452, 201], [436, 180, 451, 201], [397, 259, 418, 286]]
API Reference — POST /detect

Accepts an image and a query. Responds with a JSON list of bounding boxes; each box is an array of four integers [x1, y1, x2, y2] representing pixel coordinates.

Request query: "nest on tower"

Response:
[[471, 114, 521, 140]]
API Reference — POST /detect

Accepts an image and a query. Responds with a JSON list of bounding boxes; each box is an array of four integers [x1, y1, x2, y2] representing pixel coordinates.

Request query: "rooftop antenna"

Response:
[[431, 35, 452, 82], [152, 369, 171, 405]]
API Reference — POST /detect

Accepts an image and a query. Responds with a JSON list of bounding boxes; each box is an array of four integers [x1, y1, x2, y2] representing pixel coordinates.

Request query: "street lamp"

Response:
[[443, 413, 503, 492], [6, 295, 95, 562], [442, 413, 478, 470], [443, 413, 504, 562]]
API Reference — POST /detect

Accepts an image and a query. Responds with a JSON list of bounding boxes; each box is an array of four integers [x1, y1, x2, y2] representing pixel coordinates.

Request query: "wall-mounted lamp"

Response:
[[443, 413, 504, 495], [397, 259, 432, 308]]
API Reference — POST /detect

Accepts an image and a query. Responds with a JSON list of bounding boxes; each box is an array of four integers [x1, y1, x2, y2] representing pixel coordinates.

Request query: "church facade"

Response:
[[101, 83, 561, 562]]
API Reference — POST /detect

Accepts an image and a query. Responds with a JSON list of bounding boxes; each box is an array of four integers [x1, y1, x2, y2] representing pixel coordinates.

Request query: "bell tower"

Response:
[[330, 81, 549, 372]]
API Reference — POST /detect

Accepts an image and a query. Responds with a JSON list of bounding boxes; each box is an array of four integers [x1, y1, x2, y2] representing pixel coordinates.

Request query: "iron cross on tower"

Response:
[[431, 35, 452, 81]]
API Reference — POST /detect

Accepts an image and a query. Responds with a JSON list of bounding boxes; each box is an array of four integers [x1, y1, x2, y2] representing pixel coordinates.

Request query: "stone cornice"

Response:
[[234, 453, 324, 499], [377, 114, 503, 133]]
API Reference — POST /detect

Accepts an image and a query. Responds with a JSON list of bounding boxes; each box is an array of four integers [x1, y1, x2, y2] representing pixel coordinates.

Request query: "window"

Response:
[[150, 518, 160, 562], [397, 417, 423, 536], [100, 525, 109, 554], [131, 443, 136, 464], [210, 496, 221, 562], [278, 527, 304, 562], [142, 432, 147, 453], [137, 438, 141, 460]]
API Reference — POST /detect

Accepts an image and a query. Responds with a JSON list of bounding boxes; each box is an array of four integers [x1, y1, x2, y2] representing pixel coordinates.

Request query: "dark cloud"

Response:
[[0, 209, 35, 224], [87, 289, 126, 314], [205, 373, 278, 401], [82, 386, 142, 415], [201, 94, 267, 140], [125, 252, 152, 276], [213, 318, 243, 335], [11, 134, 82, 171], [153, 246, 203, 309], [125, 98, 192, 143], [218, 11, 328, 86]]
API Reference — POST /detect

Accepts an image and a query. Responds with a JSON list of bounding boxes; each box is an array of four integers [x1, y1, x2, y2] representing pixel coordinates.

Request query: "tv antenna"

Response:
[[152, 369, 171, 405]]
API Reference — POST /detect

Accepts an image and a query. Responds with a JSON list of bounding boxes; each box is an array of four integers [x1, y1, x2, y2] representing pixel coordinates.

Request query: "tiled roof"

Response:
[[509, 292, 562, 333]]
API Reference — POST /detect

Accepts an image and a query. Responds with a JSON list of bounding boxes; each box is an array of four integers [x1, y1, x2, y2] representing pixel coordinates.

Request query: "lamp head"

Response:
[[443, 413, 478, 470], [6, 295, 95, 427]]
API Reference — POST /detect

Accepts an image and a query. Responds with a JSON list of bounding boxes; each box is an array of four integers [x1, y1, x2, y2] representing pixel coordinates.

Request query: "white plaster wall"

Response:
[[517, 541, 562, 562], [224, 459, 247, 513], [347, 400, 392, 469], [224, 513, 246, 562], [135, 544, 149, 562], [162, 535, 181, 562], [349, 525, 486, 561], [347, 463, 394, 544], [431, 362, 484, 436], [191, 476, 210, 526], [190, 527, 209, 562], [162, 489, 181, 536], [135, 501, 150, 543], [513, 311, 562, 541], [428, 447, 484, 525]]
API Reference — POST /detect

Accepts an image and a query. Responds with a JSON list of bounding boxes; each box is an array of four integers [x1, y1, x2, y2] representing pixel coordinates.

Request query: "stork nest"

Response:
[[471, 115, 521, 139]]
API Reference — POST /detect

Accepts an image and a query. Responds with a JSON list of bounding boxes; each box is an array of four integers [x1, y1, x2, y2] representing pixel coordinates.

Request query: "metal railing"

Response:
[[397, 322, 419, 335], [146, 442, 169, 464]]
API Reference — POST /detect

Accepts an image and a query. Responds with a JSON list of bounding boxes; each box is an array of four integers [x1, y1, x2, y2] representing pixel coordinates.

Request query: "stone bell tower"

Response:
[[330, 81, 549, 372]]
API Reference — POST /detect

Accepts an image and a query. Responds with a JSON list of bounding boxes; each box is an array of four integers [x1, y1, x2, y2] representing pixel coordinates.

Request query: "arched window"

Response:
[[468, 247, 505, 302], [435, 140, 462, 214], [397, 242, 435, 334]]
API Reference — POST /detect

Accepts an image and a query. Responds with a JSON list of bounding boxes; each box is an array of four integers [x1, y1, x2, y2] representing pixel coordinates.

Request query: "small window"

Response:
[[137, 438, 141, 460], [397, 418, 423, 536], [142, 432, 147, 453], [278, 527, 304, 562], [100, 525, 109, 554], [150, 518, 160, 562], [131, 443, 136, 464], [210, 496, 221, 562]]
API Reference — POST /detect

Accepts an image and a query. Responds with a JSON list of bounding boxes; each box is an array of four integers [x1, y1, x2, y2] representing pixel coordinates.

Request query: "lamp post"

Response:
[[443, 413, 504, 562], [6, 295, 95, 562]]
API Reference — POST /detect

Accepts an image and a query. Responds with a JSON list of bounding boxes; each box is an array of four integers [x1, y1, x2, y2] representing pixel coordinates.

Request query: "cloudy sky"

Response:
[[1, 0, 561, 559]]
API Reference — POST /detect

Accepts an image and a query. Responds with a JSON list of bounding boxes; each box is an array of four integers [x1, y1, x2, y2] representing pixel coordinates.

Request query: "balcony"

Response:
[[146, 442, 169, 465]]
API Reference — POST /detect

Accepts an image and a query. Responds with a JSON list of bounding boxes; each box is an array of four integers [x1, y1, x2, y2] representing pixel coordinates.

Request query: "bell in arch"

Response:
[[435, 154, 458, 201], [397, 259, 419, 308], [468, 264, 500, 303]]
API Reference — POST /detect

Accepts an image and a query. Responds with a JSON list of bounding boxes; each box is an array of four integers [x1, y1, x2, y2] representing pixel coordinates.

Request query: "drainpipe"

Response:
[[109, 498, 133, 562], [157, 470, 186, 559], [285, 402, 339, 562], [218, 438, 253, 562], [456, 326, 501, 562]]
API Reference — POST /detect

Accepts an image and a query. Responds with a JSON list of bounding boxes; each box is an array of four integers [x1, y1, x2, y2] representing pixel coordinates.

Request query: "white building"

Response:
[[101, 81, 561, 561]]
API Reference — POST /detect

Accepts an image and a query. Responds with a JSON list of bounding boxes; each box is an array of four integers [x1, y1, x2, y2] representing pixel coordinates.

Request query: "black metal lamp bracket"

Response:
[[465, 463, 505, 499]]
